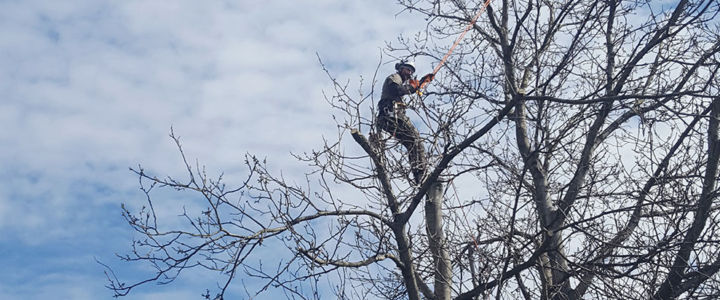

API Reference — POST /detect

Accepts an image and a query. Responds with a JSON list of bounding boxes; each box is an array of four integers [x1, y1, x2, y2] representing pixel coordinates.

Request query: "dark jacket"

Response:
[[378, 73, 416, 116]]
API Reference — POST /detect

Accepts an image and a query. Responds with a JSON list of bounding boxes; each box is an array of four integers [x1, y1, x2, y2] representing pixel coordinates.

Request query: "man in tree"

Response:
[[109, 1, 720, 298], [376, 60, 433, 184]]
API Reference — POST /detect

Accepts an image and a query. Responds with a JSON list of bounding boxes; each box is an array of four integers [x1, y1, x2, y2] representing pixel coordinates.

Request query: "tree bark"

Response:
[[654, 99, 720, 299], [426, 181, 452, 300]]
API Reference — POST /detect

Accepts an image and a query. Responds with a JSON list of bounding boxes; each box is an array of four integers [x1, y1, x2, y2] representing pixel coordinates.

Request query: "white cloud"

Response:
[[0, 0, 427, 298]]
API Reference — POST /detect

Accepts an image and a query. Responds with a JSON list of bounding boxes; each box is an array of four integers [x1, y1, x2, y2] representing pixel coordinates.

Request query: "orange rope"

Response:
[[431, 0, 493, 77]]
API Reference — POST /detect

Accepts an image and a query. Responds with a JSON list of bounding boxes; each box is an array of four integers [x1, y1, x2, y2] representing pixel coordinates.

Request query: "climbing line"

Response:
[[414, 1, 493, 128], [431, 0, 493, 77]]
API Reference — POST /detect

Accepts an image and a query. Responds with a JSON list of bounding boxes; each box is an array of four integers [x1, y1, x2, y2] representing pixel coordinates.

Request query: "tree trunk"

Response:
[[653, 99, 720, 299], [426, 181, 452, 300], [392, 224, 422, 300]]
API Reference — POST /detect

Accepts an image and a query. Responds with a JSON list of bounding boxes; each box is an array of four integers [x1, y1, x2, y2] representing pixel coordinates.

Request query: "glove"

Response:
[[420, 73, 435, 85], [393, 101, 407, 110], [409, 79, 420, 89]]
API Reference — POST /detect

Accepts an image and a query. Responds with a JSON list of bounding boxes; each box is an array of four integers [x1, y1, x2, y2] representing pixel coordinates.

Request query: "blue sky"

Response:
[[0, 1, 425, 298]]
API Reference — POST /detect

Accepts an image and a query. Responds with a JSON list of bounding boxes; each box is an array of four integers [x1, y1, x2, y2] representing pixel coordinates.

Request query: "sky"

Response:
[[0, 1, 426, 299]]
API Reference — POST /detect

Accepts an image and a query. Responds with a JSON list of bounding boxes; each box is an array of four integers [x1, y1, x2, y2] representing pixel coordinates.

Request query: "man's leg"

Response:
[[393, 116, 426, 184]]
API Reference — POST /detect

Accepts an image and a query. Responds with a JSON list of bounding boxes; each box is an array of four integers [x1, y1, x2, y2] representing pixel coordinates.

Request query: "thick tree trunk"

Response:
[[392, 225, 422, 300], [653, 99, 720, 299], [426, 181, 452, 300]]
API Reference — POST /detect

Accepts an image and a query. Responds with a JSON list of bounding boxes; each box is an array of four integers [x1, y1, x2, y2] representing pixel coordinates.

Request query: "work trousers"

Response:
[[377, 113, 427, 184]]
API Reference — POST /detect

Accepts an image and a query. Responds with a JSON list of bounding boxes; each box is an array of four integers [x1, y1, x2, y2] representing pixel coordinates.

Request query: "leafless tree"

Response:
[[105, 0, 720, 299]]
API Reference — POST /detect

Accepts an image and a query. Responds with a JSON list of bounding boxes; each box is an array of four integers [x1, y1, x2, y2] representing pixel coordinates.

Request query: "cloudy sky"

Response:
[[0, 1, 426, 298]]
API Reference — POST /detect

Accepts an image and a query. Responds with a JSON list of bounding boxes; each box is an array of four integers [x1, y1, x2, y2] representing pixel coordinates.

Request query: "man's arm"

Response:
[[388, 74, 417, 96]]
